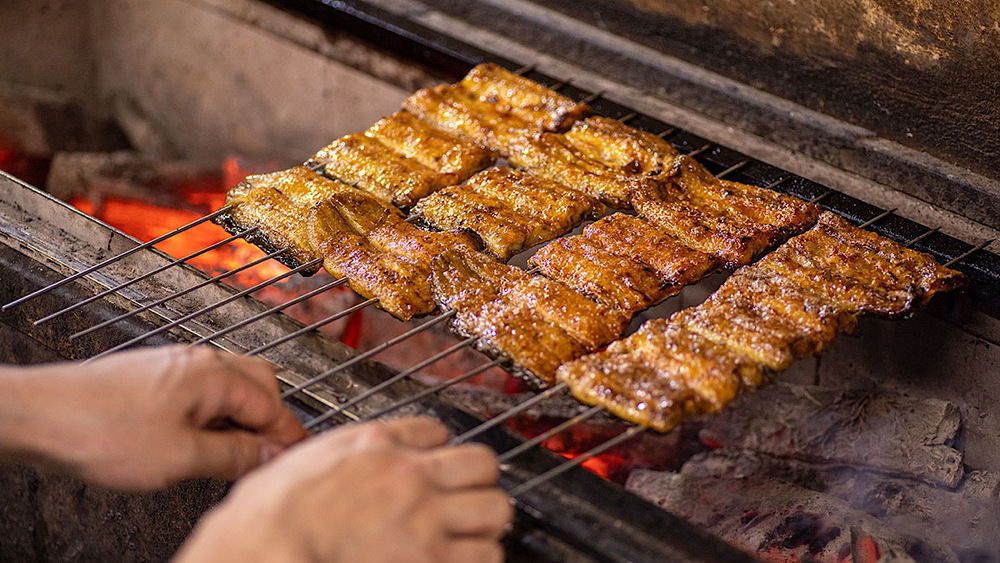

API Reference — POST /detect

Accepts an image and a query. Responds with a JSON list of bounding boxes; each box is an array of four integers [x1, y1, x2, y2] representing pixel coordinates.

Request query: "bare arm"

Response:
[[0, 345, 308, 490]]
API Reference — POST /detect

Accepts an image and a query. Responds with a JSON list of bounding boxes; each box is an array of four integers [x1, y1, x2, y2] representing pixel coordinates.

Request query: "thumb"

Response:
[[188, 430, 284, 481]]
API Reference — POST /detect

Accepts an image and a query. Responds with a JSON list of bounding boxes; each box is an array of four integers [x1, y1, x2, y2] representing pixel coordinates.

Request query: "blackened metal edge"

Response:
[[262, 0, 516, 80]]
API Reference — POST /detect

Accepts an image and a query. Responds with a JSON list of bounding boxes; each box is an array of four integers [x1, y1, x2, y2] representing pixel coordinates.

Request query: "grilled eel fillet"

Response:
[[431, 250, 629, 385], [402, 63, 590, 156], [507, 116, 682, 207], [631, 156, 821, 268], [529, 213, 718, 314], [412, 167, 605, 260], [216, 166, 481, 320], [308, 112, 495, 207], [215, 166, 362, 273], [557, 211, 966, 431]]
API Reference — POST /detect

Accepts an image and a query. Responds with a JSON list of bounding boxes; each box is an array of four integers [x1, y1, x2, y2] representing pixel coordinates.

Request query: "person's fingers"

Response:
[[425, 443, 499, 489], [188, 430, 271, 480], [218, 351, 279, 394], [439, 489, 514, 537], [438, 538, 505, 563], [378, 417, 450, 449], [195, 370, 307, 447]]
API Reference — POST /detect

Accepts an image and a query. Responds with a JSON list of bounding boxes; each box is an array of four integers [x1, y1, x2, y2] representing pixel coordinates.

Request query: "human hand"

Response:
[[177, 417, 513, 563], [0, 345, 307, 491]]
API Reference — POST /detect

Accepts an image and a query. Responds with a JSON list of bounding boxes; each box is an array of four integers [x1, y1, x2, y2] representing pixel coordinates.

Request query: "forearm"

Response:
[[0, 364, 68, 466]]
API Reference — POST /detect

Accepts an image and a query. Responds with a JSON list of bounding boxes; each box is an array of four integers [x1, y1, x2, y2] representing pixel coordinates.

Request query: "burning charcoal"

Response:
[[696, 383, 964, 487], [671, 450, 1000, 558], [626, 466, 957, 562]]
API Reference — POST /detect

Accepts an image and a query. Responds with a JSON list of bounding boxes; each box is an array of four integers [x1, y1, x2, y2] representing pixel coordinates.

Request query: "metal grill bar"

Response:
[[361, 358, 505, 420], [86, 257, 323, 362], [246, 297, 379, 357], [69, 246, 291, 341], [508, 425, 647, 497], [301, 336, 478, 431], [34, 227, 258, 326], [497, 405, 605, 463], [449, 382, 569, 445], [2, 204, 236, 310], [190, 276, 349, 347], [280, 310, 458, 398]]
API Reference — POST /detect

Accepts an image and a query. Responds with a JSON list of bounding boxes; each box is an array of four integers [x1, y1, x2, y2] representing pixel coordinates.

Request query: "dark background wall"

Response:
[[527, 0, 1000, 182]]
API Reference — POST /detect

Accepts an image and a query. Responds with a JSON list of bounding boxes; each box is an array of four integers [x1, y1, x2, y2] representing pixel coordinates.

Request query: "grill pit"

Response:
[[4, 0, 1000, 561]]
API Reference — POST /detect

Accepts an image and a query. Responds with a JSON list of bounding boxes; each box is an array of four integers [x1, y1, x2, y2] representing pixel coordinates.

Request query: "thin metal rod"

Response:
[[525, 266, 541, 275], [809, 190, 834, 204], [280, 311, 458, 399], [362, 358, 505, 421], [449, 382, 569, 445], [715, 160, 749, 180], [903, 227, 940, 248], [85, 258, 322, 362], [302, 336, 478, 431], [190, 277, 350, 347], [247, 297, 378, 357], [3, 205, 236, 311], [507, 425, 646, 497], [34, 227, 257, 327], [498, 404, 604, 463], [70, 247, 290, 341], [549, 80, 570, 91], [944, 239, 994, 268], [687, 143, 713, 158], [577, 90, 603, 105], [858, 208, 897, 229], [764, 177, 790, 191], [656, 127, 677, 138], [617, 112, 638, 124], [512, 63, 536, 76]]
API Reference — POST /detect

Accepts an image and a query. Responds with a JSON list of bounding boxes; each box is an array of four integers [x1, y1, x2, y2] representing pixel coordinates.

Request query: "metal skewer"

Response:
[[302, 336, 478, 431], [577, 91, 604, 105], [362, 358, 505, 421], [189, 276, 350, 347], [449, 382, 569, 445], [85, 257, 323, 362], [246, 297, 379, 357], [498, 404, 604, 463], [3, 204, 236, 310], [280, 310, 458, 398], [70, 246, 291, 341], [686, 143, 713, 158], [715, 160, 749, 180], [857, 208, 897, 229], [34, 227, 258, 326], [944, 238, 994, 268], [507, 424, 646, 497], [903, 227, 940, 248]]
